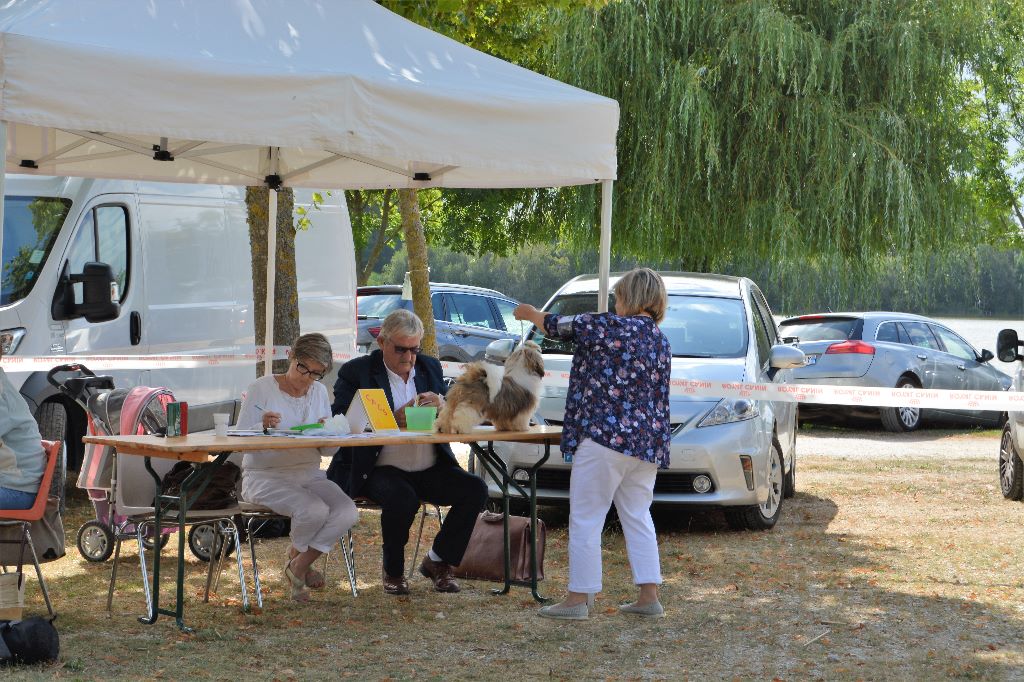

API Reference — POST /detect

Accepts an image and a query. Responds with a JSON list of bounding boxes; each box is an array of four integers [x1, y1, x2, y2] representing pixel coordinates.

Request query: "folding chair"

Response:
[[107, 451, 248, 615], [347, 498, 445, 593], [238, 501, 357, 607], [0, 440, 61, 618]]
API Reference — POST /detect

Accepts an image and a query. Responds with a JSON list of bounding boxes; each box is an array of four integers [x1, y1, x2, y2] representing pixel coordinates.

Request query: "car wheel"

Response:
[[725, 440, 784, 531], [999, 423, 1023, 500], [880, 378, 921, 432]]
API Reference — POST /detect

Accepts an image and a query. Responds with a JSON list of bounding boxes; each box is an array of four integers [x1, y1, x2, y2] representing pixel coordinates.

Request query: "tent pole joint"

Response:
[[264, 174, 283, 190], [19, 159, 38, 169]]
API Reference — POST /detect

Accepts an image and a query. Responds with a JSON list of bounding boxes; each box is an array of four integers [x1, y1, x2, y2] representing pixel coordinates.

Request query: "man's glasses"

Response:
[[295, 361, 326, 380], [391, 344, 421, 356]]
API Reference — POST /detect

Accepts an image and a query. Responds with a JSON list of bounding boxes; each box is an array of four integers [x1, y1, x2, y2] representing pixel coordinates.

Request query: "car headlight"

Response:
[[0, 328, 26, 356], [697, 398, 759, 427]]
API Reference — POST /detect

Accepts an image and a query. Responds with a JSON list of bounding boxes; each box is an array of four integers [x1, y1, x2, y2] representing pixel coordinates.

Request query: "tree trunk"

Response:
[[398, 188, 437, 358], [359, 189, 395, 286], [246, 186, 300, 377]]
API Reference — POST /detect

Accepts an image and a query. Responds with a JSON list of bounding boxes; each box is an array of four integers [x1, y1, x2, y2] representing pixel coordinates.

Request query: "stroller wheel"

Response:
[[188, 523, 236, 563], [140, 531, 170, 552], [77, 520, 114, 562]]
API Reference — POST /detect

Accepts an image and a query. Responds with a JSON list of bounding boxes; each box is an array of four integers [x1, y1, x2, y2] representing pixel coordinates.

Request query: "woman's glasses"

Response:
[[295, 361, 326, 380]]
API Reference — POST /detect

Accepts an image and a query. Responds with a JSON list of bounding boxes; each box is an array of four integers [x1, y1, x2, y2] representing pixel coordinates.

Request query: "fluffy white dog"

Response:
[[435, 341, 545, 433]]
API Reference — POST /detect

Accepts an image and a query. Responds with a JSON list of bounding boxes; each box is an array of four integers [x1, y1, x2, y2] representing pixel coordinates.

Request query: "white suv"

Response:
[[485, 272, 805, 530], [997, 329, 1024, 499]]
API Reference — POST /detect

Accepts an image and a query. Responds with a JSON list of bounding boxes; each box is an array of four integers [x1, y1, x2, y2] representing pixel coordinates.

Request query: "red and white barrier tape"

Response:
[[1, 351, 1019, 411]]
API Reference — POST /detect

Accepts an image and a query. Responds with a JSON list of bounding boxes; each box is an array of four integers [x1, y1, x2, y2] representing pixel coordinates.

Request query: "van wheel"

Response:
[[725, 441, 784, 531], [35, 402, 68, 509], [880, 378, 922, 432], [999, 424, 1023, 500]]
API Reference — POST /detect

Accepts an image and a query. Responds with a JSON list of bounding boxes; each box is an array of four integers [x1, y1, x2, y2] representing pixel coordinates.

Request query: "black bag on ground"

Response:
[[0, 495, 65, 565], [0, 617, 59, 665], [160, 461, 240, 510]]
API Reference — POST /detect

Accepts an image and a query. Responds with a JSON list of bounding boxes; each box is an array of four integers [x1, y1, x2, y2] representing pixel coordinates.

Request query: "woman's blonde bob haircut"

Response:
[[291, 332, 333, 372], [614, 268, 667, 323]]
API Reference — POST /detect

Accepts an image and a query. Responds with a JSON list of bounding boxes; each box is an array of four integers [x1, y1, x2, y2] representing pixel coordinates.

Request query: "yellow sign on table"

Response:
[[345, 388, 400, 433]]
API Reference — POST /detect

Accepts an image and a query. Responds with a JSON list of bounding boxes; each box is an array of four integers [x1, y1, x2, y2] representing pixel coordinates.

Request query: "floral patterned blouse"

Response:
[[543, 312, 672, 468]]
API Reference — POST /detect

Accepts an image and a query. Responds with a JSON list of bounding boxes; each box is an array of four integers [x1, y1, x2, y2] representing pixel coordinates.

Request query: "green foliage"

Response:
[[548, 0, 1015, 266]]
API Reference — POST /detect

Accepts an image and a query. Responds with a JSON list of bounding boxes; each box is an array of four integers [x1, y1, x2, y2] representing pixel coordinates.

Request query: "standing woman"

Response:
[[514, 268, 671, 620], [238, 333, 358, 602]]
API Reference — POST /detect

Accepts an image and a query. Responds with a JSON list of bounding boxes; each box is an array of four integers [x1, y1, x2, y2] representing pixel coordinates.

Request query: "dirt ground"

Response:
[[7, 425, 1024, 681]]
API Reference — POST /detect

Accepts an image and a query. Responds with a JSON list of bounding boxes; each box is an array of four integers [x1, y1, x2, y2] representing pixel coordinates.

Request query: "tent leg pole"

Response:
[[0, 121, 7, 270], [598, 179, 613, 313], [263, 188, 278, 376]]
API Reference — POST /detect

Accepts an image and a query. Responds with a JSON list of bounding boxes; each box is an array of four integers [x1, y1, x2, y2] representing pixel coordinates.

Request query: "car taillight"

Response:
[[368, 326, 381, 338], [825, 340, 875, 355]]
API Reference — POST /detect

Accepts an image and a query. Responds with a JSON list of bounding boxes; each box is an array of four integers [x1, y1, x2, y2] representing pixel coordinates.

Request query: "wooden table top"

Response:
[[83, 425, 563, 463]]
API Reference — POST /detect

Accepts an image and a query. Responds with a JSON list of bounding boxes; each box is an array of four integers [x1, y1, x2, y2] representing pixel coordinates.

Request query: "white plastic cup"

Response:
[[213, 413, 230, 437]]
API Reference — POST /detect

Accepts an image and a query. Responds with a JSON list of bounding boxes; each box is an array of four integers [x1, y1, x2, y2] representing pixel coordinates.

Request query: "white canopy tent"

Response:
[[0, 0, 618, 370]]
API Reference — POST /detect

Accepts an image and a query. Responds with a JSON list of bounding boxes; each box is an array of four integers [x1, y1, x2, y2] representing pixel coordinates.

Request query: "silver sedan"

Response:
[[779, 312, 1011, 431]]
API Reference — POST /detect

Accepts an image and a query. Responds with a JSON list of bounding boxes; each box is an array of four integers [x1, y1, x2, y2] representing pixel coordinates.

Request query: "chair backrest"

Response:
[[0, 440, 61, 521], [114, 449, 177, 517]]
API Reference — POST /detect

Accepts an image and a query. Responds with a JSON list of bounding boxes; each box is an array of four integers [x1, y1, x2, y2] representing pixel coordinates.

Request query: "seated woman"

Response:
[[0, 360, 45, 510], [237, 333, 358, 602]]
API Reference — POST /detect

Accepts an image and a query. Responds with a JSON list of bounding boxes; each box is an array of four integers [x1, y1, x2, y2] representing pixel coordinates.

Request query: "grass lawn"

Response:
[[7, 432, 1024, 681]]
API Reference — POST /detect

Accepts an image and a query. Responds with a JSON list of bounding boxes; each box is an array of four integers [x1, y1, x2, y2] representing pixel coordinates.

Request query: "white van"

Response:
[[1, 175, 356, 468]]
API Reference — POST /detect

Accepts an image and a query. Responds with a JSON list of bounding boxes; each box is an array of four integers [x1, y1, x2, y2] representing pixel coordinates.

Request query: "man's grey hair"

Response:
[[292, 332, 333, 372], [377, 309, 424, 345]]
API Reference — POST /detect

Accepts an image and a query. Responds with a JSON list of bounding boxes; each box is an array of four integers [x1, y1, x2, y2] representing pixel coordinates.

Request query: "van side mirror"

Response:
[[997, 329, 1022, 363], [52, 262, 120, 323]]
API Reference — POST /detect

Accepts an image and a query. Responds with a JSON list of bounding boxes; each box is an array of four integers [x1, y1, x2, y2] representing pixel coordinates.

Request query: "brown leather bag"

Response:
[[453, 511, 545, 582]]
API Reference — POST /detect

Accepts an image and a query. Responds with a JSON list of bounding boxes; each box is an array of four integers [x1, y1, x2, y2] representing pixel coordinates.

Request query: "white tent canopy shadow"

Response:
[[0, 0, 618, 369]]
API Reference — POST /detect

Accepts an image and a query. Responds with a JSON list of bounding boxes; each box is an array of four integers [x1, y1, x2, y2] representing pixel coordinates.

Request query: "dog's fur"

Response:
[[435, 341, 545, 433]]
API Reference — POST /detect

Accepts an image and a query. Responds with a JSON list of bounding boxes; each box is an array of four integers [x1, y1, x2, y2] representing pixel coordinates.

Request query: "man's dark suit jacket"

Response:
[[328, 349, 456, 498]]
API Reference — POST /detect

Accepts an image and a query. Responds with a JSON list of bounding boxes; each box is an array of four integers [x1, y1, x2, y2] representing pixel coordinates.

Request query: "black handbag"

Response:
[[160, 461, 240, 509]]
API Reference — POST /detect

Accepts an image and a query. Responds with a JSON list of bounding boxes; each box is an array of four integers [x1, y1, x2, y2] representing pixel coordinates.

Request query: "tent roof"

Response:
[[0, 0, 617, 189]]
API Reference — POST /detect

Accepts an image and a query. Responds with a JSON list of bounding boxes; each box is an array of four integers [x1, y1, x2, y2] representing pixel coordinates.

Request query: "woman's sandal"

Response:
[[283, 561, 310, 602], [304, 567, 325, 589]]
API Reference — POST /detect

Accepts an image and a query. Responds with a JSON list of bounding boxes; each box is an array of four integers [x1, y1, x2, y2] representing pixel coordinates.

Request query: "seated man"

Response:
[[328, 309, 487, 595]]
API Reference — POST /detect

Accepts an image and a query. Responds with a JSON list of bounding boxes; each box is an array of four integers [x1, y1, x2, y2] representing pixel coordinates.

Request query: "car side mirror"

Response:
[[979, 348, 994, 363], [767, 344, 806, 380], [52, 262, 120, 323], [484, 338, 516, 365], [997, 329, 1022, 363]]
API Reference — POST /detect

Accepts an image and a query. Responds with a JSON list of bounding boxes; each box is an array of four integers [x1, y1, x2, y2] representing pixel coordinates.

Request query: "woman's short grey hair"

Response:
[[377, 309, 424, 345], [291, 332, 333, 372], [614, 268, 667, 324]]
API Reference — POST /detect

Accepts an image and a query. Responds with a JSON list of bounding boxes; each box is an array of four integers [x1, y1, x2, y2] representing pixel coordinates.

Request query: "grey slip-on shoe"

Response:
[[618, 601, 665, 617], [538, 601, 590, 620]]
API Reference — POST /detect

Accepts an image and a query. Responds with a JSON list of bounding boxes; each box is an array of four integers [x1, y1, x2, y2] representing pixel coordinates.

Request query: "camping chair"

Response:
[[238, 501, 358, 607], [106, 451, 248, 616], [0, 440, 61, 618], [348, 498, 445, 592]]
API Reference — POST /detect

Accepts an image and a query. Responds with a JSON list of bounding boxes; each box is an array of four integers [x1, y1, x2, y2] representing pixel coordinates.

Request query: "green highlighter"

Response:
[[290, 423, 324, 432]]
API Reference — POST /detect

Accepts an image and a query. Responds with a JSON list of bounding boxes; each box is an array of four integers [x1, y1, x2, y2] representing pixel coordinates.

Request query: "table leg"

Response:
[[140, 451, 231, 631], [468, 440, 551, 602]]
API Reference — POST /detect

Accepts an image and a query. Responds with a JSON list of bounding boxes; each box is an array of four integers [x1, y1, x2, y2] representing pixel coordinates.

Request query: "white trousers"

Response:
[[568, 439, 662, 594], [241, 468, 358, 554]]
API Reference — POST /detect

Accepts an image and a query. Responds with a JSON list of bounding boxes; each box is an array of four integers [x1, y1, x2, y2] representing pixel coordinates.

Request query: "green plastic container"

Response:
[[405, 406, 437, 432]]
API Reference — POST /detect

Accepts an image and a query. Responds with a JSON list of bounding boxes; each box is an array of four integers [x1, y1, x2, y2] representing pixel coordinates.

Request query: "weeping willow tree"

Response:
[[549, 0, 999, 268]]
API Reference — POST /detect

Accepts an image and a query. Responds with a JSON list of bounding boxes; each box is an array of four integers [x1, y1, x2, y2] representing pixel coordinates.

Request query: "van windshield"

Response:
[[531, 293, 748, 359], [2, 196, 72, 305]]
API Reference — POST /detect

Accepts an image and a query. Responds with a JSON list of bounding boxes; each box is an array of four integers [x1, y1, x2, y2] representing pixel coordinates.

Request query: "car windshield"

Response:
[[2, 195, 73, 305], [357, 293, 405, 319], [531, 293, 748, 358], [779, 317, 858, 342]]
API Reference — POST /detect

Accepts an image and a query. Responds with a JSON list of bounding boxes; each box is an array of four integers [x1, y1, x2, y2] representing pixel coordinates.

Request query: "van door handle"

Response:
[[957, 364, 966, 371], [130, 311, 142, 346]]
